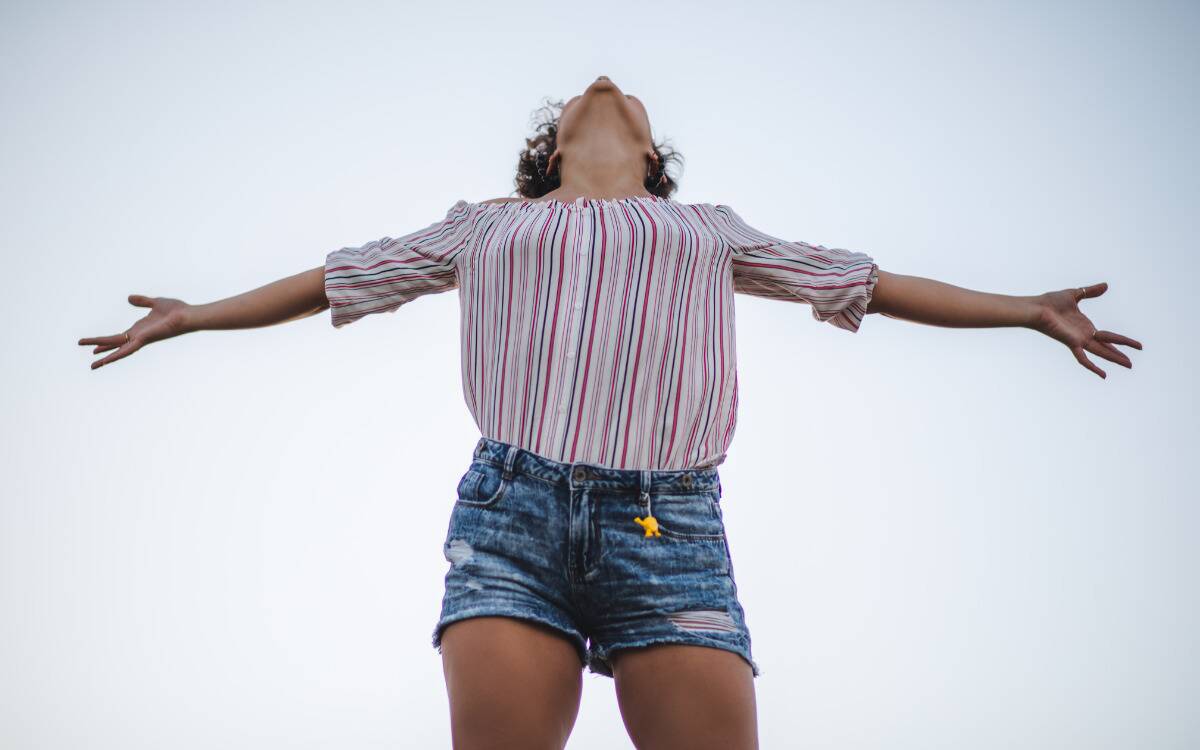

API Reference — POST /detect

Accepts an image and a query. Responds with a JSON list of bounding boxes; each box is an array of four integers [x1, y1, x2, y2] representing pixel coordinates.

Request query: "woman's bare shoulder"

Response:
[[479, 197, 524, 205]]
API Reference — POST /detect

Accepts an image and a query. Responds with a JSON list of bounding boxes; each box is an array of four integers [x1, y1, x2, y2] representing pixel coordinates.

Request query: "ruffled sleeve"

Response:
[[710, 204, 880, 333], [324, 200, 477, 328]]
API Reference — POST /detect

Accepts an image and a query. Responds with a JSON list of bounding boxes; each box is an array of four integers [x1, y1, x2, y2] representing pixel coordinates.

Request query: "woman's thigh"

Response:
[[612, 643, 758, 750], [440, 616, 585, 750]]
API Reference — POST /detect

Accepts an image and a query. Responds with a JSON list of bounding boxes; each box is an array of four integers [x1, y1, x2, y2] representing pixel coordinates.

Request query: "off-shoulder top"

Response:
[[324, 195, 879, 470]]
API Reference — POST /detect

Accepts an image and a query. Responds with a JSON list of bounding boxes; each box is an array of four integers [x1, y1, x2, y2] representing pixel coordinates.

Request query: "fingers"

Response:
[[91, 341, 138, 370], [78, 334, 125, 347], [1094, 330, 1142, 350], [1076, 282, 1108, 302], [79, 293, 153, 369], [78, 333, 130, 354], [1085, 338, 1132, 369], [1072, 346, 1106, 379], [79, 331, 135, 367]]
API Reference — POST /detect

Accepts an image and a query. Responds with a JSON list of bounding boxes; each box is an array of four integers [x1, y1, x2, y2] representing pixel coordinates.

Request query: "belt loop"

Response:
[[502, 444, 519, 480], [637, 468, 657, 529], [474, 437, 485, 458]]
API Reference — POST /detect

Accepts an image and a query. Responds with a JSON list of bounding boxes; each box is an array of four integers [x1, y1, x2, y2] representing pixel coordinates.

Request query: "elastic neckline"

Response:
[[516, 194, 671, 210]]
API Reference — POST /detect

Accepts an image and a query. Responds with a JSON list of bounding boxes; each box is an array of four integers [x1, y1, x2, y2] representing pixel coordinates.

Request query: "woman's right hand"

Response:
[[78, 294, 191, 370]]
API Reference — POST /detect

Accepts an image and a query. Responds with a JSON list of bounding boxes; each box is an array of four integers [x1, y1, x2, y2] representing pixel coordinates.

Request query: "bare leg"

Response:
[[439, 616, 585, 750], [612, 644, 758, 750]]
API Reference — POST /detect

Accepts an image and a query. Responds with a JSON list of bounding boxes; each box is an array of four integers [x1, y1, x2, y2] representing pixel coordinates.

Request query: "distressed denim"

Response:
[[432, 437, 759, 678]]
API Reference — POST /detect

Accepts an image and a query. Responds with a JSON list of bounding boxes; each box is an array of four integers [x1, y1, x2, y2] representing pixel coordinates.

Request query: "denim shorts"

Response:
[[432, 437, 759, 678]]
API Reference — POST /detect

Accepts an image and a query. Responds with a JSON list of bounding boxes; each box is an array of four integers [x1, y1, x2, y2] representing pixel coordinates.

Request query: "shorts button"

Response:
[[572, 467, 587, 482], [681, 474, 694, 488]]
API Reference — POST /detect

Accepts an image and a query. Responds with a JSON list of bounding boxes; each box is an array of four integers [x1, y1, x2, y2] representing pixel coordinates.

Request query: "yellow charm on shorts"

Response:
[[634, 515, 661, 538]]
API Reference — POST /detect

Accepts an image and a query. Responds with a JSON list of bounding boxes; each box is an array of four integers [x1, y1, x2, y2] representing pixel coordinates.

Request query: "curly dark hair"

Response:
[[514, 96, 684, 200]]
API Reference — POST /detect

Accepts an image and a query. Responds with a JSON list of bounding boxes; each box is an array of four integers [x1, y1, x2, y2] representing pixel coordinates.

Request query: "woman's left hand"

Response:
[[1030, 282, 1143, 379]]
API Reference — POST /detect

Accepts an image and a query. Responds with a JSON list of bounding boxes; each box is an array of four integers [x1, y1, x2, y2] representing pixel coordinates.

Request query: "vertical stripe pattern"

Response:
[[324, 200, 475, 328], [325, 195, 879, 470], [713, 204, 880, 332]]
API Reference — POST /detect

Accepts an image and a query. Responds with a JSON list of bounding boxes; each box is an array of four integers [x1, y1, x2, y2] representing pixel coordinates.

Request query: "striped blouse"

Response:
[[324, 195, 879, 470]]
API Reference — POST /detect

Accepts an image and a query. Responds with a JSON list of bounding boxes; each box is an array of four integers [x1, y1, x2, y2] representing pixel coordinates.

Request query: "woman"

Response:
[[78, 75, 1142, 749]]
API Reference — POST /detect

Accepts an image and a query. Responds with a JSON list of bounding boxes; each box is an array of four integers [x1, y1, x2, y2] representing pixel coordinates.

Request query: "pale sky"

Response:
[[3, 0, 1197, 747]]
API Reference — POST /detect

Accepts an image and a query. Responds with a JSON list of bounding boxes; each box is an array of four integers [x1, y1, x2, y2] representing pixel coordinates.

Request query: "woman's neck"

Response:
[[545, 149, 653, 202]]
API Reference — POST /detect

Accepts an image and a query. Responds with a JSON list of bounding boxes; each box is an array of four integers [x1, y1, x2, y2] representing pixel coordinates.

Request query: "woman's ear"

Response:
[[546, 149, 561, 177], [646, 149, 662, 179]]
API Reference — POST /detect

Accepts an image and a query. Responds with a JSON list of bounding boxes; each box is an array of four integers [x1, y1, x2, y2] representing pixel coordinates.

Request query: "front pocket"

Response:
[[647, 492, 725, 541], [455, 464, 510, 508]]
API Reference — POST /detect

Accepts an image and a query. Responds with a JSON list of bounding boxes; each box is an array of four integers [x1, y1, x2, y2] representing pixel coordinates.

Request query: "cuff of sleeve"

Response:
[[324, 248, 357, 329], [820, 262, 879, 333]]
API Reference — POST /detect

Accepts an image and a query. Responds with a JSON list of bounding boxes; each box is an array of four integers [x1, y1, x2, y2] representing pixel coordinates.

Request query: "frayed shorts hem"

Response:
[[432, 609, 762, 680], [586, 634, 761, 679], [431, 609, 589, 669]]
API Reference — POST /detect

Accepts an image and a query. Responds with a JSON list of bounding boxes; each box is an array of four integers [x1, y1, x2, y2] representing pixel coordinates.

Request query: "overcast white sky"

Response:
[[3, 0, 1197, 747]]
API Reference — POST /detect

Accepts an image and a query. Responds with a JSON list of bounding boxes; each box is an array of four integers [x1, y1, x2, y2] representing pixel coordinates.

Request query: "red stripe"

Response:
[[325, 197, 877, 469]]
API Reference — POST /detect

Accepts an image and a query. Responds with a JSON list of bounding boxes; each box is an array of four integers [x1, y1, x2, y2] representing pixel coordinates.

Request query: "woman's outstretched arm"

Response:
[[78, 265, 329, 370], [866, 270, 1143, 378]]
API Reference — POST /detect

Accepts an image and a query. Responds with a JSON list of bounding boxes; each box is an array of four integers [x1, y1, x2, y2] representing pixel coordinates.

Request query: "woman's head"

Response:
[[515, 76, 683, 199]]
